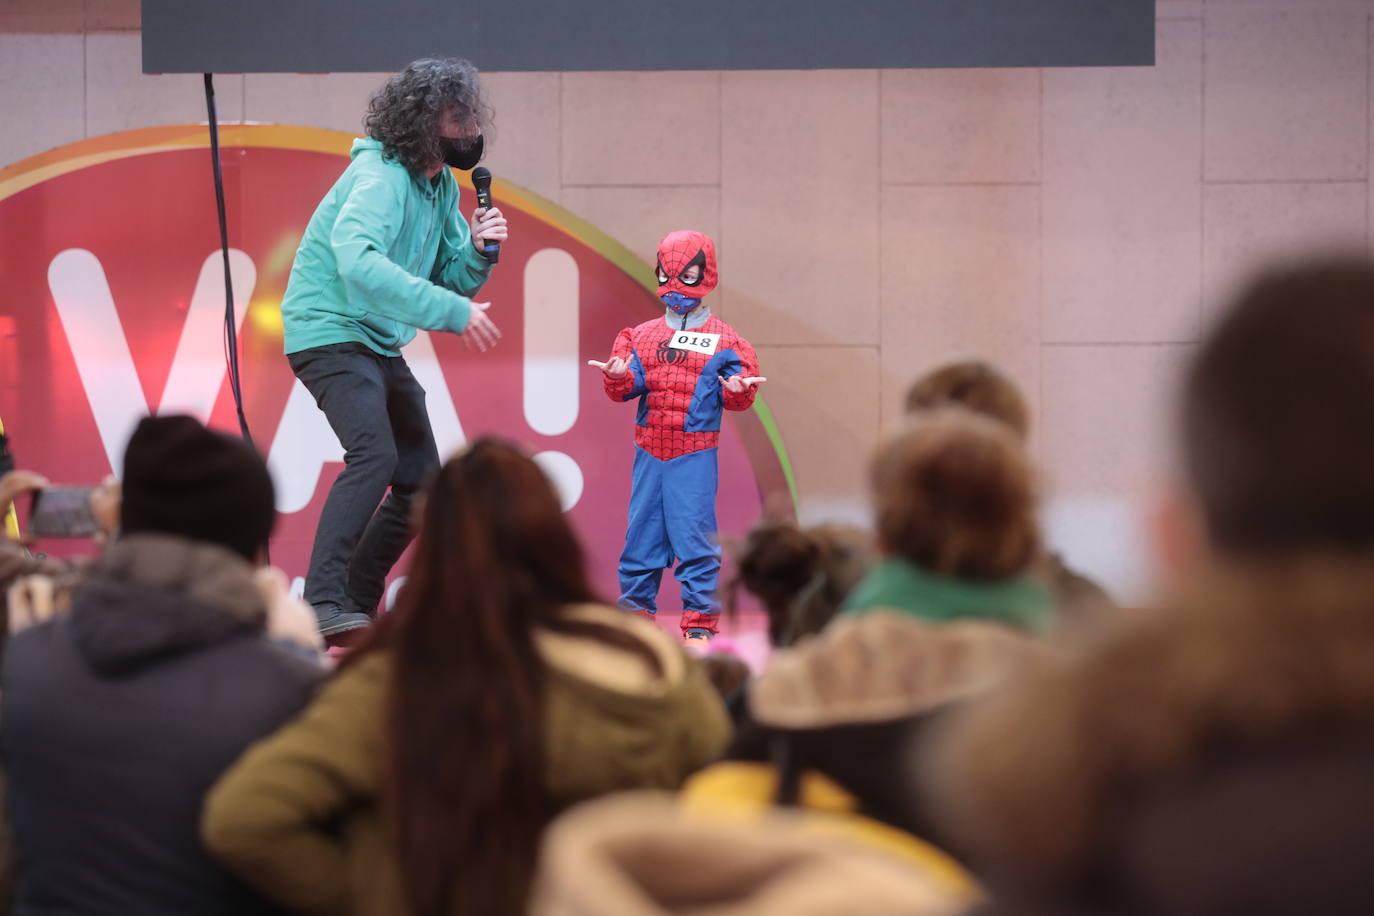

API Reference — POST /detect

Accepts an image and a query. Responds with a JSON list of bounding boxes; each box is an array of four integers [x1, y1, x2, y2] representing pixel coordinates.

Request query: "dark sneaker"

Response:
[[315, 605, 372, 637]]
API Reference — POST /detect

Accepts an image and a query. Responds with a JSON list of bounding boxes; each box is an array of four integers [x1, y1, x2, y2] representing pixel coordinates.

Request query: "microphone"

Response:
[[470, 167, 500, 264]]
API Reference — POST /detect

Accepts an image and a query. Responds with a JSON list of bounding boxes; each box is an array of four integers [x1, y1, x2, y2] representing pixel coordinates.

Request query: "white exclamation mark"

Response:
[[524, 248, 584, 511]]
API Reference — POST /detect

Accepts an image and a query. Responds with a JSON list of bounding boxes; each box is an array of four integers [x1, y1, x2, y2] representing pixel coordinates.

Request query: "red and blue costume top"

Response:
[[603, 229, 759, 462], [602, 316, 760, 461]]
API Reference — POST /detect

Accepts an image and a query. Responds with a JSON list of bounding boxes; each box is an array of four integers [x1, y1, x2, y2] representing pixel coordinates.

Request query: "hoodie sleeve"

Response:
[[201, 656, 387, 916], [430, 174, 494, 298], [603, 328, 648, 402], [331, 168, 474, 335]]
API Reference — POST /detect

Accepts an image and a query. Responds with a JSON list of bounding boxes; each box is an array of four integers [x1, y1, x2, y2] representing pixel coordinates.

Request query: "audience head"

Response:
[[905, 360, 1031, 440], [391, 437, 594, 634], [362, 434, 599, 674], [874, 408, 1039, 580], [732, 521, 875, 646], [119, 415, 275, 561], [1182, 258, 1374, 560]]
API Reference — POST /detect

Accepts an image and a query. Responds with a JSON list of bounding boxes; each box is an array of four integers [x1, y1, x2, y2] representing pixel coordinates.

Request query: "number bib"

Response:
[[667, 331, 720, 356]]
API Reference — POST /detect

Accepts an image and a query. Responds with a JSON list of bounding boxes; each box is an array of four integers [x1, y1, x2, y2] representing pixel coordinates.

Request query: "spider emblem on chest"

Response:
[[655, 340, 690, 365]]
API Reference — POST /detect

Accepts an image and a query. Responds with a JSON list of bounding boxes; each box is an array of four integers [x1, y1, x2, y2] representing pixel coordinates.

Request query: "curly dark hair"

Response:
[[363, 57, 494, 175]]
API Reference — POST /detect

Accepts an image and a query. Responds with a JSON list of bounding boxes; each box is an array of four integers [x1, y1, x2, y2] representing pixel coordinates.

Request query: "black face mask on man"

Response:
[[440, 134, 484, 171]]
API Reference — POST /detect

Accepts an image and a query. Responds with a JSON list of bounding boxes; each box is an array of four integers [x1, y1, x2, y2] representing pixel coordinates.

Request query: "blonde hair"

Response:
[[874, 408, 1039, 580]]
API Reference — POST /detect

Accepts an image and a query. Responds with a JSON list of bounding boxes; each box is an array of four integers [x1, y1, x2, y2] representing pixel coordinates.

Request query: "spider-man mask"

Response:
[[655, 230, 718, 302]]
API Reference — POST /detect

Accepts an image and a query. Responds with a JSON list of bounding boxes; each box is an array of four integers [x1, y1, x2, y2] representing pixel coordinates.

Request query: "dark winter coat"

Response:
[[0, 534, 323, 916]]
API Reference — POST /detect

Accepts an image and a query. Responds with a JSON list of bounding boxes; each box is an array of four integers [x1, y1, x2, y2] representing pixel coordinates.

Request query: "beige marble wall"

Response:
[[5, 0, 1372, 600]]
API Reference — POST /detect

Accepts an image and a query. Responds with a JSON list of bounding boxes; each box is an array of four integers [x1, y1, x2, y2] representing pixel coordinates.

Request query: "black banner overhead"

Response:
[[142, 0, 1155, 74]]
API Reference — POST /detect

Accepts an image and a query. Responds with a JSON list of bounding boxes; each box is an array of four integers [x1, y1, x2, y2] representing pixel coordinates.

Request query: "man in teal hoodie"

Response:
[[283, 58, 507, 637]]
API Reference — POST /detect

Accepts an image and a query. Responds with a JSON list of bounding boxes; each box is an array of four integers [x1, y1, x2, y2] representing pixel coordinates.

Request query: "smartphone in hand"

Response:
[[29, 487, 99, 538]]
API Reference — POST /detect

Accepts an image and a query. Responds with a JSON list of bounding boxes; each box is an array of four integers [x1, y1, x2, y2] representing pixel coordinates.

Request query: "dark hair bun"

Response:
[[736, 522, 821, 608]]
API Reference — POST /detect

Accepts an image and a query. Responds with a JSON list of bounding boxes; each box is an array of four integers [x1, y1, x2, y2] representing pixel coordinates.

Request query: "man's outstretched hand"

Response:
[[587, 357, 629, 379], [463, 301, 502, 352], [723, 375, 767, 394]]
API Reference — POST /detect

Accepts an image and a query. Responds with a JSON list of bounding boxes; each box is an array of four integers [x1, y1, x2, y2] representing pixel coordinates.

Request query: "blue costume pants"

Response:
[[617, 445, 720, 615]]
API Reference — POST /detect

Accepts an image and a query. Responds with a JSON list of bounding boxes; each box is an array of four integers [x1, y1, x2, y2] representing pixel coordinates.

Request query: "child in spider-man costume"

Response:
[[588, 230, 765, 641]]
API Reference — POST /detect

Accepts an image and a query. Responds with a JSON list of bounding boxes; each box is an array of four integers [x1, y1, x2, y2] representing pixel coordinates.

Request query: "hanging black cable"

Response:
[[204, 74, 269, 564], [202, 73, 256, 450]]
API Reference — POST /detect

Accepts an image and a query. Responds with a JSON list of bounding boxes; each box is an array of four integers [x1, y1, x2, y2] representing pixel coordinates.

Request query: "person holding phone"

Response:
[[281, 57, 508, 640], [0, 471, 117, 626]]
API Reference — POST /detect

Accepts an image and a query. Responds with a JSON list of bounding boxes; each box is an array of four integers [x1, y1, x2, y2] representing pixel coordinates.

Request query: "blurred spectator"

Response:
[[727, 521, 876, 647], [905, 361, 1030, 438], [0, 470, 105, 637], [203, 439, 729, 916], [0, 415, 323, 915], [708, 521, 872, 720], [684, 410, 1049, 876], [906, 360, 1116, 632], [933, 258, 1374, 915], [845, 408, 1052, 633]]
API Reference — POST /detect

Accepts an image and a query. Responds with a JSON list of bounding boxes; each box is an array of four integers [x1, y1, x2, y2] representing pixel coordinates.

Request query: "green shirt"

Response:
[[280, 138, 493, 357], [844, 557, 1053, 634]]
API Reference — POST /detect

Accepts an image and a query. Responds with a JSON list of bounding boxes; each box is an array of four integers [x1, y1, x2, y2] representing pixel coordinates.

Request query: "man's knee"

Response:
[[344, 434, 399, 482], [387, 480, 423, 506], [391, 445, 439, 494]]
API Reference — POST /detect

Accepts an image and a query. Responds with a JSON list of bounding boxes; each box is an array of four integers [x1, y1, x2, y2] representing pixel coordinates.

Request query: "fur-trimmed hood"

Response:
[[71, 534, 266, 676], [931, 556, 1374, 899], [536, 603, 690, 698], [531, 792, 971, 916], [752, 611, 1046, 729], [724, 612, 1045, 853]]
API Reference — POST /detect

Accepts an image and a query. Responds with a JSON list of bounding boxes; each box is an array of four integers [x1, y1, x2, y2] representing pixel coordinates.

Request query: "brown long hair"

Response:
[[345, 439, 599, 915]]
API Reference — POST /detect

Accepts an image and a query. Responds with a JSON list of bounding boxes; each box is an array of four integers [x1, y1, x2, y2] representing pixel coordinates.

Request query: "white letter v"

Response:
[[47, 248, 257, 474]]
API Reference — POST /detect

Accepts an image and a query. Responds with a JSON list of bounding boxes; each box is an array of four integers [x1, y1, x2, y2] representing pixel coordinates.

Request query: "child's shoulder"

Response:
[[627, 316, 670, 338], [706, 316, 750, 344]]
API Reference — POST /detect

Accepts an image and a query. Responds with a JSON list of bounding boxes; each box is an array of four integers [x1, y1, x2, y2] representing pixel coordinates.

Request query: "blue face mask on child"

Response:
[[662, 292, 701, 314]]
